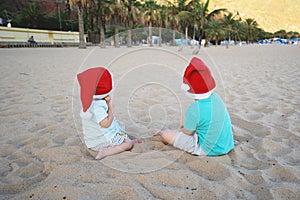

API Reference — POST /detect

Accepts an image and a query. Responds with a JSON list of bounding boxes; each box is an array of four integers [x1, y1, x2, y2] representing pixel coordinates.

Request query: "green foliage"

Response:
[[1, 0, 297, 45], [22, 3, 43, 28], [1, 1, 78, 31], [204, 19, 225, 44], [256, 28, 273, 40], [273, 30, 299, 39]]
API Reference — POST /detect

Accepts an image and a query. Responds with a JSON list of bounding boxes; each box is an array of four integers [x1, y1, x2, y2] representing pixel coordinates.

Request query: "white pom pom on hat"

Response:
[[80, 109, 92, 119], [181, 57, 216, 99], [77, 67, 113, 119]]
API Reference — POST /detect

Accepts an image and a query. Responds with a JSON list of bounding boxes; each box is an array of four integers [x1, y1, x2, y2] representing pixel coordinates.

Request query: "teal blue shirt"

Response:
[[184, 93, 234, 156]]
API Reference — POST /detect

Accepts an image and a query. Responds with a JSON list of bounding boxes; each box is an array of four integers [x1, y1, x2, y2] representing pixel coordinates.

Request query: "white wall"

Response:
[[0, 27, 79, 44]]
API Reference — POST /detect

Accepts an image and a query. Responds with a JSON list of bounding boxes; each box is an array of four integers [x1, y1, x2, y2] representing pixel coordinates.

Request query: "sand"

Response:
[[0, 44, 299, 200]]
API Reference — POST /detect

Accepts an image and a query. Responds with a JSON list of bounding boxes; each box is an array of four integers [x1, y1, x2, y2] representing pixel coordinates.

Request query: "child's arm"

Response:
[[180, 124, 194, 135], [99, 96, 114, 128]]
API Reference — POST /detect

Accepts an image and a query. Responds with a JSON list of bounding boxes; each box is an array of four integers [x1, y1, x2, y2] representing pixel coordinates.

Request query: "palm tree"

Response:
[[244, 18, 258, 44], [166, 0, 189, 47], [186, 0, 200, 47], [256, 28, 273, 41], [222, 12, 239, 48], [177, 11, 192, 45], [166, 2, 179, 45], [274, 29, 287, 39], [83, 0, 99, 43], [204, 19, 224, 45], [142, 0, 158, 47], [70, 0, 86, 48], [231, 19, 245, 45], [189, 0, 226, 48], [157, 5, 167, 46], [286, 31, 293, 40], [22, 2, 43, 28], [96, 0, 113, 48], [123, 0, 141, 47], [286, 31, 299, 42], [111, 0, 125, 48], [292, 31, 299, 38]]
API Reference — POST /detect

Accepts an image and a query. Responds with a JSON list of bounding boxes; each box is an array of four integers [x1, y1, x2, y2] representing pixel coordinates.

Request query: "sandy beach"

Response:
[[0, 44, 299, 199]]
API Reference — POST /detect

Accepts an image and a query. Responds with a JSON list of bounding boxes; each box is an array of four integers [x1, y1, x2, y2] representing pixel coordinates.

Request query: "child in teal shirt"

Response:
[[155, 57, 234, 156]]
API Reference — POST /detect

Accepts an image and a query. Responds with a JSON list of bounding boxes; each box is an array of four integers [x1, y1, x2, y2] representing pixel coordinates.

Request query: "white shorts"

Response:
[[111, 132, 128, 146], [173, 132, 206, 156], [90, 132, 128, 151]]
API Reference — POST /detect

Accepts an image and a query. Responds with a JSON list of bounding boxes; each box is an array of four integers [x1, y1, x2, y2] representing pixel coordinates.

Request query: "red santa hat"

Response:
[[181, 57, 216, 99], [77, 67, 113, 118]]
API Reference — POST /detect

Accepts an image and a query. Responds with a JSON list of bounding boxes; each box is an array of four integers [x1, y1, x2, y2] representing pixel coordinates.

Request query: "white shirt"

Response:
[[81, 100, 121, 148]]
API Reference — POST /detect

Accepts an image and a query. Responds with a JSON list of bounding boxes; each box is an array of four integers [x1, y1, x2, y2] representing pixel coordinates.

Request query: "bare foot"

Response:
[[152, 129, 162, 136], [95, 148, 106, 160], [133, 138, 142, 144]]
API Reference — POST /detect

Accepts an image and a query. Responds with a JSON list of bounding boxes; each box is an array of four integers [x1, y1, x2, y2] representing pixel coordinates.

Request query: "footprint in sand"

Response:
[[186, 158, 231, 181], [0, 144, 48, 195], [227, 115, 300, 198]]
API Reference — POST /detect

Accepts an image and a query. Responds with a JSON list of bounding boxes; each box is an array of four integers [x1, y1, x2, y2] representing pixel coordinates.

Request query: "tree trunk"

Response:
[[198, 26, 203, 49], [192, 24, 196, 48], [180, 32, 184, 46], [234, 35, 238, 45], [77, 5, 86, 49], [127, 29, 132, 47], [172, 30, 176, 46], [99, 16, 105, 48], [158, 27, 162, 47], [114, 25, 120, 48], [226, 32, 230, 48], [149, 22, 153, 47], [185, 26, 188, 46], [204, 40, 208, 47]]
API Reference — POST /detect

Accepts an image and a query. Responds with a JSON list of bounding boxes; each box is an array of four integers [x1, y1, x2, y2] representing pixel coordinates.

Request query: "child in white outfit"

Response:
[[77, 67, 141, 160]]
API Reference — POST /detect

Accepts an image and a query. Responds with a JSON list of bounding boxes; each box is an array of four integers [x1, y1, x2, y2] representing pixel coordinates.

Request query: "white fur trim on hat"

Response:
[[181, 83, 213, 100], [80, 110, 92, 119], [181, 83, 190, 91], [93, 90, 113, 100], [184, 90, 213, 100]]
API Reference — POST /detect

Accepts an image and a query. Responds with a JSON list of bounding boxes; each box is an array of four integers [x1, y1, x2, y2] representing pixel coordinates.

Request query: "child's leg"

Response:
[[153, 129, 179, 145], [95, 139, 141, 160], [154, 129, 205, 156]]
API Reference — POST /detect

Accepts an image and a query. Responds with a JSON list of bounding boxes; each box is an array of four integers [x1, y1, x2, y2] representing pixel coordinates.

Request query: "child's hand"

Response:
[[104, 95, 112, 108], [104, 95, 111, 102], [99, 95, 114, 128]]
